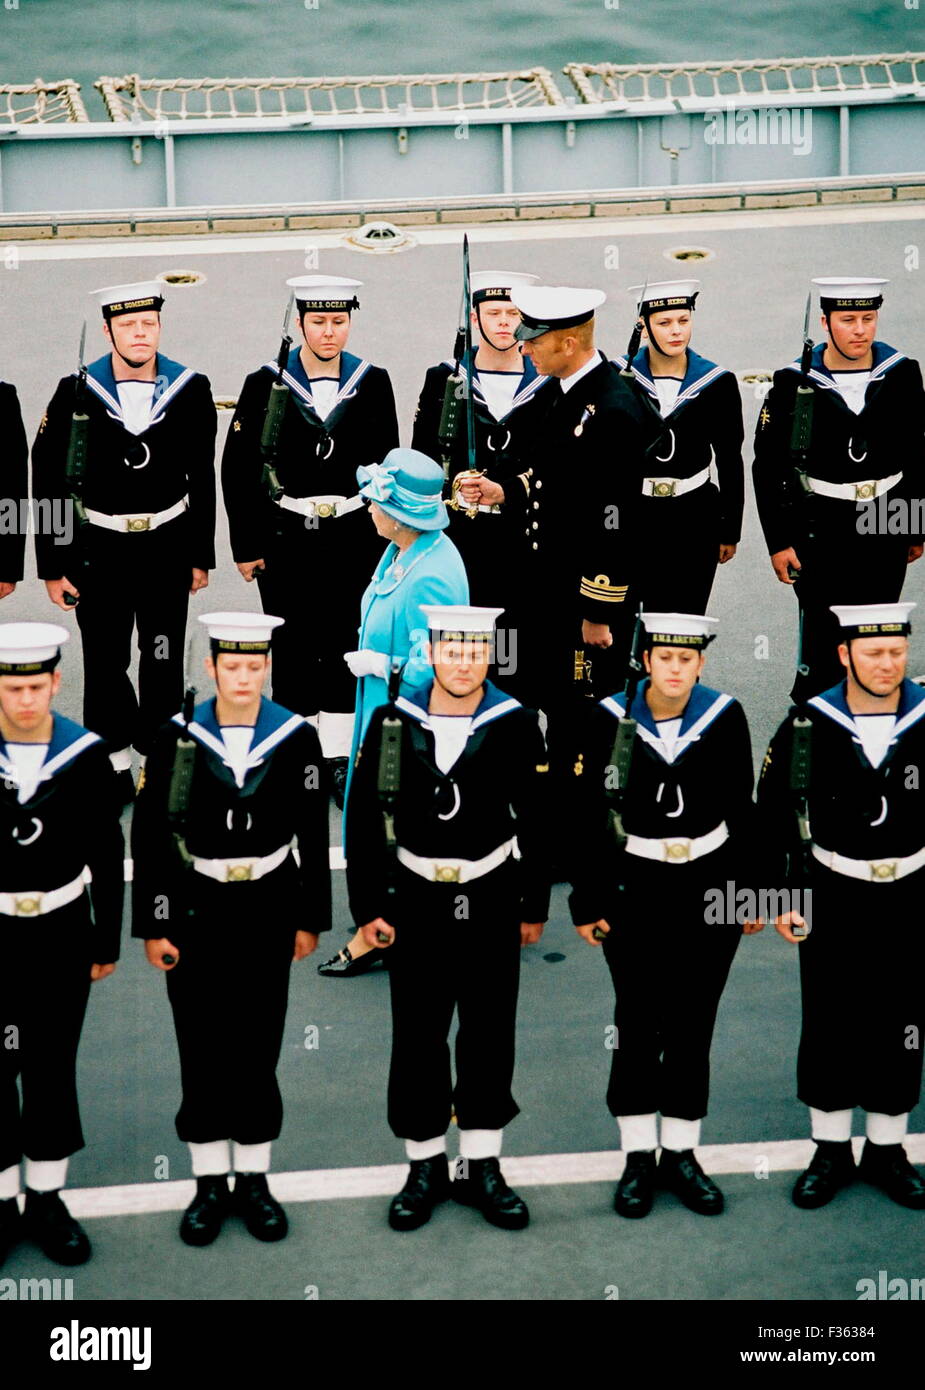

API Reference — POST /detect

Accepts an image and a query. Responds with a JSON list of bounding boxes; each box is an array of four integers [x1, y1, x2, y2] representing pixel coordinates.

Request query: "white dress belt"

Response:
[[0, 871, 86, 916], [84, 497, 188, 533], [397, 839, 516, 884], [641, 466, 711, 499], [191, 843, 292, 883], [803, 471, 902, 502], [812, 842, 925, 882], [275, 493, 364, 520], [625, 821, 729, 864]]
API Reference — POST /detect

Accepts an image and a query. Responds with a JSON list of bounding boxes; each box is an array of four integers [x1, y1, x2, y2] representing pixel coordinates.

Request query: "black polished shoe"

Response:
[[858, 1141, 925, 1209], [317, 944, 388, 977], [791, 1140, 856, 1210], [179, 1175, 230, 1247], [232, 1173, 289, 1241], [614, 1150, 656, 1218], [658, 1148, 725, 1215], [0, 1197, 22, 1267], [327, 757, 349, 811], [388, 1157, 451, 1231], [452, 1157, 529, 1230], [22, 1189, 91, 1265]]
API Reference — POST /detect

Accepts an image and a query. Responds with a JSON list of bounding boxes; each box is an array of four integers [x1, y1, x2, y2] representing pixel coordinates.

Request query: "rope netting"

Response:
[[0, 79, 89, 123]]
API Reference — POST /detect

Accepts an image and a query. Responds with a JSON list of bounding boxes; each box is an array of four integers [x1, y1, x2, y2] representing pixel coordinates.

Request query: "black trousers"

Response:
[[602, 859, 741, 1120], [256, 509, 382, 718], [0, 903, 92, 1170], [164, 878, 296, 1145], [791, 511, 909, 702], [74, 520, 191, 754], [385, 866, 522, 1141], [797, 866, 925, 1114]]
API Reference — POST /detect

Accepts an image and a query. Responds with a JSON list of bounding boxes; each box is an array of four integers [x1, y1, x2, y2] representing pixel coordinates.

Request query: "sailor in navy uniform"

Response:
[[0, 623, 124, 1268], [753, 278, 925, 702], [614, 280, 744, 614], [221, 275, 400, 804], [569, 613, 760, 1218], [411, 270, 550, 611], [756, 602, 925, 1211], [0, 381, 29, 602], [31, 280, 217, 803], [131, 612, 331, 1246], [509, 284, 647, 796], [345, 605, 550, 1232]]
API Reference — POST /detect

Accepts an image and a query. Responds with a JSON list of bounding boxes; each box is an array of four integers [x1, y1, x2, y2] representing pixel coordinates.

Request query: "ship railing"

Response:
[[0, 78, 89, 124], [94, 69, 567, 122]]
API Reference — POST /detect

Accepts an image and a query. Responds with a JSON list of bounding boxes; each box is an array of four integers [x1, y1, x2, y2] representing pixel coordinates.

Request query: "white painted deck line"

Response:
[[42, 1134, 925, 1220]]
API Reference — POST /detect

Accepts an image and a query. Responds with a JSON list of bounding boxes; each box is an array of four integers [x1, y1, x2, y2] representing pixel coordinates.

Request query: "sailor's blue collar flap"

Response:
[[787, 340, 906, 389], [84, 353, 195, 422], [265, 347, 370, 415], [396, 678, 521, 731], [172, 696, 306, 768], [600, 680, 733, 762], [0, 713, 101, 789], [809, 678, 925, 740], [614, 346, 728, 405]]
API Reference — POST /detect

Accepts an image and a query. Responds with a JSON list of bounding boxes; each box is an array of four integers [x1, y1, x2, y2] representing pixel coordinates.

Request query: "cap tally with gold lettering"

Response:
[[512, 286, 607, 342], [629, 279, 700, 314], [92, 281, 166, 321], [199, 611, 285, 657], [812, 278, 888, 313], [286, 275, 362, 313], [641, 611, 719, 649], [419, 605, 504, 643], [829, 601, 914, 638], [0, 622, 69, 675], [471, 271, 539, 305]]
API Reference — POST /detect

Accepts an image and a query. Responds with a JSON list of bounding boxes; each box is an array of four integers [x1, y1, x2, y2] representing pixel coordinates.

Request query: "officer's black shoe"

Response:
[[327, 757, 349, 811], [0, 1197, 22, 1267], [614, 1150, 656, 1218], [232, 1173, 289, 1241], [388, 1157, 451, 1231], [22, 1189, 91, 1265], [657, 1149, 725, 1215], [179, 1175, 230, 1247], [791, 1140, 856, 1210], [317, 944, 388, 977], [451, 1157, 530, 1230], [114, 769, 136, 809], [858, 1141, 925, 1209]]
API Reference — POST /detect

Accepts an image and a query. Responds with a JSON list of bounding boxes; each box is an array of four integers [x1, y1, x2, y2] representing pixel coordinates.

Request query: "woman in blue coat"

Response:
[[319, 447, 469, 977]]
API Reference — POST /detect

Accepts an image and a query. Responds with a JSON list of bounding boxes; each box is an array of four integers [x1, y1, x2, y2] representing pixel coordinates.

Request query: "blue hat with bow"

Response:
[[357, 447, 449, 532]]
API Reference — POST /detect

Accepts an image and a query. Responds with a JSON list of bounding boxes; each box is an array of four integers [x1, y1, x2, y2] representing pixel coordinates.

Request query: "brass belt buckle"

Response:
[[126, 516, 152, 532], [226, 864, 253, 882], [434, 864, 461, 883], [650, 480, 676, 498], [869, 860, 897, 880], [854, 482, 876, 501], [315, 502, 335, 519], [663, 841, 691, 861], [14, 893, 42, 915]]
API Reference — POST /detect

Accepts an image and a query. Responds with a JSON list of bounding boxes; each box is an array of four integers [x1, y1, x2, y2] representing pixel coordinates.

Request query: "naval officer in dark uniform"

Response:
[[569, 613, 760, 1218], [0, 623, 123, 1268], [614, 279, 744, 614], [221, 275, 399, 805], [411, 270, 550, 613], [31, 280, 217, 804], [0, 380, 29, 602], [753, 277, 925, 702], [756, 602, 925, 1210], [345, 605, 550, 1231], [132, 612, 332, 1246]]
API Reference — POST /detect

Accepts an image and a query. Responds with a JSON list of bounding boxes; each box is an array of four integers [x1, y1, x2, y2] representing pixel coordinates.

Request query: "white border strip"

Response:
[[54, 1134, 925, 1219]]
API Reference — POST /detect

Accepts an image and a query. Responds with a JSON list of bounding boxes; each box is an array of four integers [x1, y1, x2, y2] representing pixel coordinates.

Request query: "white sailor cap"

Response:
[[0, 622, 69, 675], [471, 271, 539, 304], [629, 280, 701, 313], [512, 285, 606, 341], [641, 612, 719, 649], [829, 602, 915, 637], [813, 278, 888, 310], [92, 281, 166, 320], [419, 605, 504, 641], [286, 275, 362, 311], [199, 611, 285, 654]]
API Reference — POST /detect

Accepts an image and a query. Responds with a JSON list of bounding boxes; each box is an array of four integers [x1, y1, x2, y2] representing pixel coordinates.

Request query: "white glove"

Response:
[[343, 649, 389, 680]]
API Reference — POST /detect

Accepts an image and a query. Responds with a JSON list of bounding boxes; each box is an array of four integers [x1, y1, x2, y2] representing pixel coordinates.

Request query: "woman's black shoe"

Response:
[[388, 1158, 450, 1231], [179, 1175, 230, 1247], [317, 945, 388, 977]]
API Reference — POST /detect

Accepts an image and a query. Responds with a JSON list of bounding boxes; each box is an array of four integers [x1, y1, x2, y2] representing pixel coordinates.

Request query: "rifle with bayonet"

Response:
[[619, 279, 648, 381], [260, 292, 294, 504], [445, 234, 484, 516], [375, 629, 405, 931], [62, 322, 90, 606], [165, 637, 198, 893], [790, 292, 816, 495], [786, 612, 813, 939], [605, 607, 645, 851]]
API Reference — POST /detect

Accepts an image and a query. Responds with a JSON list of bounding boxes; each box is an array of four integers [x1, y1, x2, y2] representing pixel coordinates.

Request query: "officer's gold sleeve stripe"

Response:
[[580, 574, 629, 601]]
